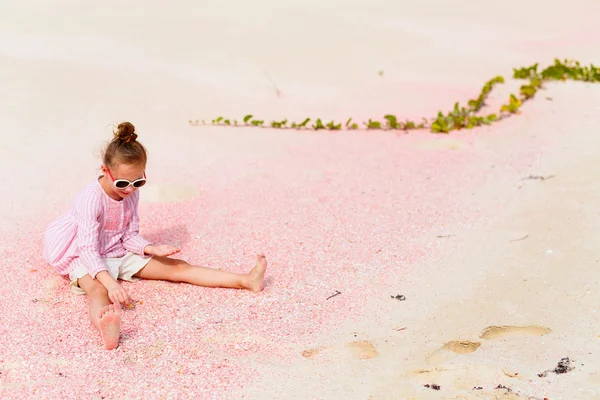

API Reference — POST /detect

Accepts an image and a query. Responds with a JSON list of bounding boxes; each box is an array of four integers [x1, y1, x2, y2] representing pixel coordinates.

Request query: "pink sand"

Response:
[[0, 107, 556, 398], [2, 0, 600, 398]]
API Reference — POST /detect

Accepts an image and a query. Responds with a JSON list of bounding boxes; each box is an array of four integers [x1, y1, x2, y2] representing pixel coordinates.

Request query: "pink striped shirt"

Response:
[[43, 179, 152, 279]]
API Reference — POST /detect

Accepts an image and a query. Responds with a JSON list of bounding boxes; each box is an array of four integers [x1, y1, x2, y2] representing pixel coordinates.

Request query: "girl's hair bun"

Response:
[[103, 121, 147, 167], [114, 121, 138, 144]]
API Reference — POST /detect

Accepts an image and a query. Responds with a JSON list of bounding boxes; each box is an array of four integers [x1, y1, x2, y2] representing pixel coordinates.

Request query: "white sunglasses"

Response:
[[107, 169, 147, 189]]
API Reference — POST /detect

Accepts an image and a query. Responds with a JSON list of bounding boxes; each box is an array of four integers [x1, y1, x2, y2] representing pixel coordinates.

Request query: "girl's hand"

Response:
[[106, 281, 131, 305], [144, 244, 181, 257]]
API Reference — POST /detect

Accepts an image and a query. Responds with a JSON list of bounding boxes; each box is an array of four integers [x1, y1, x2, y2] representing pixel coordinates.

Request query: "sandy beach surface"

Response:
[[1, 0, 600, 399]]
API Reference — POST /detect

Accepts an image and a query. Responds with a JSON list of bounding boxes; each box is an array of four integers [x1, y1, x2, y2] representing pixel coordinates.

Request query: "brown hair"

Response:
[[102, 122, 148, 168]]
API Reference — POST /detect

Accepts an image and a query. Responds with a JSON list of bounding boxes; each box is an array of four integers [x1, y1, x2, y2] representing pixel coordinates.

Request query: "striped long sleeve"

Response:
[[73, 189, 108, 279], [121, 191, 152, 257]]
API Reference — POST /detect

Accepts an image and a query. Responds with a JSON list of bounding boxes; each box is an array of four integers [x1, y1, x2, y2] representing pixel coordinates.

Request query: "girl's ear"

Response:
[[100, 165, 108, 174]]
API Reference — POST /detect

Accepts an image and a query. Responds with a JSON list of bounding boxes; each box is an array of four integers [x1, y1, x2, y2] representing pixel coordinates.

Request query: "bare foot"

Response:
[[98, 304, 121, 350], [245, 254, 267, 292]]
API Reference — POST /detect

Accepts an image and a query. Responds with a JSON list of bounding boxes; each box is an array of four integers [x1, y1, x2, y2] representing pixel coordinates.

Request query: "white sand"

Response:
[[238, 82, 600, 399]]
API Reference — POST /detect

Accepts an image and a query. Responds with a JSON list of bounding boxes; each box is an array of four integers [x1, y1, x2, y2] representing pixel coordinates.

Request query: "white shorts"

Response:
[[68, 252, 153, 295]]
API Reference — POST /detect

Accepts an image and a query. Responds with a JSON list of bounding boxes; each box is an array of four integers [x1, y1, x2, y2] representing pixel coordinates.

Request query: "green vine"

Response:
[[189, 59, 600, 134]]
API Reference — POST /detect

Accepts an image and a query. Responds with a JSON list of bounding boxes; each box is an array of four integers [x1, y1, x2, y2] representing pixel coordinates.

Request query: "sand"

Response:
[[1, 0, 600, 399]]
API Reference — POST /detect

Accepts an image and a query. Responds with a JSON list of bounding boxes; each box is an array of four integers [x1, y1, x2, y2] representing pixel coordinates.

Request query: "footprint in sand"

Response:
[[347, 340, 380, 360], [140, 184, 198, 203], [442, 340, 481, 354], [479, 325, 552, 340], [301, 347, 325, 359], [427, 340, 481, 364], [424, 326, 551, 365], [301, 340, 379, 361]]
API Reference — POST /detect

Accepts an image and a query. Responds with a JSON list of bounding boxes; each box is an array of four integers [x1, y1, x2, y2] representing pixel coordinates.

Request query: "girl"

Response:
[[43, 122, 267, 350]]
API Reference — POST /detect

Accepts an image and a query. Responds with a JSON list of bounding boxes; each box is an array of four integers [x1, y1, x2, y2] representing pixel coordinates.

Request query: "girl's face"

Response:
[[101, 163, 146, 200]]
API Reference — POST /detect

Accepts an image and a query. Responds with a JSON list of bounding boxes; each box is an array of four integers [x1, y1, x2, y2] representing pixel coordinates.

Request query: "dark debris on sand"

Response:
[[538, 357, 575, 377], [522, 174, 556, 182], [326, 290, 341, 300], [424, 384, 441, 391]]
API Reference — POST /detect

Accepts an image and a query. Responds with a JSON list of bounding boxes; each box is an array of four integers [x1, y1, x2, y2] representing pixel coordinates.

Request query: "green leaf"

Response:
[[513, 63, 539, 79], [326, 121, 341, 130], [500, 94, 521, 113], [312, 118, 325, 130], [404, 120, 416, 130], [384, 114, 398, 129], [452, 102, 460, 115], [243, 114, 253, 123], [519, 85, 536, 99], [298, 118, 311, 128], [365, 119, 382, 129]]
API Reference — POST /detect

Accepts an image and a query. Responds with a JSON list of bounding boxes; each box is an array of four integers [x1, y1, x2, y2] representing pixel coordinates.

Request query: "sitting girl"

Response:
[[43, 122, 267, 350]]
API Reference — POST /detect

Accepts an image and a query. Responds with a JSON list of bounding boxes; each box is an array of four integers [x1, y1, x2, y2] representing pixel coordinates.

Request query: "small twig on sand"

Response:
[[326, 290, 341, 300], [508, 234, 529, 242], [522, 175, 555, 182], [436, 234, 454, 238], [262, 69, 282, 98]]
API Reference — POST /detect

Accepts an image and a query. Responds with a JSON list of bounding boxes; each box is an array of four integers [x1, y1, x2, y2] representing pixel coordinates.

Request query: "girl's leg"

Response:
[[134, 254, 267, 292], [78, 275, 122, 350]]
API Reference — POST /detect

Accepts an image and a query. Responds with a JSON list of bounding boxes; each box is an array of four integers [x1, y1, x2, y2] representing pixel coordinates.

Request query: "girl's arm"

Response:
[[96, 270, 131, 304], [75, 190, 130, 302], [74, 189, 110, 279], [121, 191, 153, 257]]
